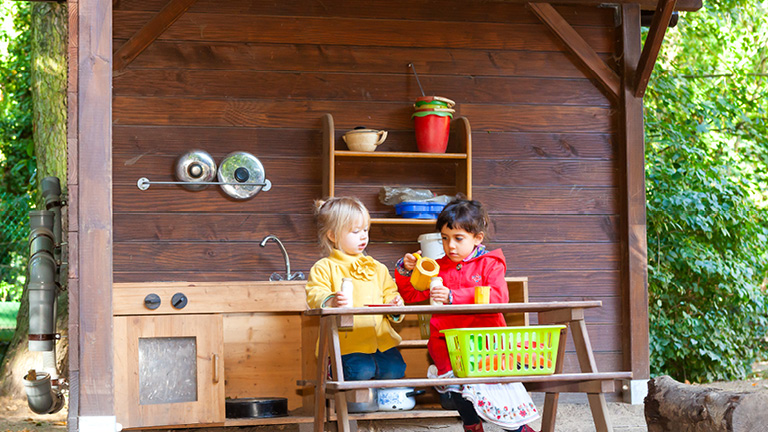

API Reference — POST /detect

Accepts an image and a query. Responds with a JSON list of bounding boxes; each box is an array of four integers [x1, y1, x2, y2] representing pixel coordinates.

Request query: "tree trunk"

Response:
[[0, 2, 68, 399], [645, 375, 768, 432]]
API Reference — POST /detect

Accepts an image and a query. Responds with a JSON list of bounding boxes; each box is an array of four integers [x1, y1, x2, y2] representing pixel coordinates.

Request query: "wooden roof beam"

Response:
[[113, 0, 198, 73], [634, 0, 678, 98], [529, 2, 621, 101], [24, 0, 701, 9], [508, 0, 701, 11]]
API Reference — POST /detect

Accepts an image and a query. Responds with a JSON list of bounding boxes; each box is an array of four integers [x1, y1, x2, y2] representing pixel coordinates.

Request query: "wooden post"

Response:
[[620, 4, 651, 400], [69, 0, 114, 429], [66, 0, 79, 428]]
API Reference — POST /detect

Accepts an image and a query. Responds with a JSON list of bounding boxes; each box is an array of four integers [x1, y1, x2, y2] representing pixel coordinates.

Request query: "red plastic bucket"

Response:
[[413, 112, 451, 153]]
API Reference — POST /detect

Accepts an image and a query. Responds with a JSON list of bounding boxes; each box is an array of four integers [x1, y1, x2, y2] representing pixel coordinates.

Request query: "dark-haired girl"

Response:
[[396, 197, 538, 432]]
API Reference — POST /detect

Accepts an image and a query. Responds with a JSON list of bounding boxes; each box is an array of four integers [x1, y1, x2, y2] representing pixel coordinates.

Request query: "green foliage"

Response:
[[0, 191, 31, 302], [0, 3, 33, 303], [645, 1, 768, 382], [0, 2, 34, 194]]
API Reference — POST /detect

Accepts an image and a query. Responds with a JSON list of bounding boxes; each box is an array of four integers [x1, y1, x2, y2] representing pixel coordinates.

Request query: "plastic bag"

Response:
[[379, 187, 453, 206]]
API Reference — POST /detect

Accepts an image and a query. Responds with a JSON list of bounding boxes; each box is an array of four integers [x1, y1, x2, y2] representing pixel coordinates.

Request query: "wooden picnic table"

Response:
[[305, 301, 632, 432]]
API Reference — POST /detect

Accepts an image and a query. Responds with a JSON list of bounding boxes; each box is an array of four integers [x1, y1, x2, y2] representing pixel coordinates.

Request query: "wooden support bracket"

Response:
[[525, 379, 616, 394], [113, 0, 198, 72], [538, 307, 583, 324], [528, 2, 621, 101], [634, 0, 678, 97]]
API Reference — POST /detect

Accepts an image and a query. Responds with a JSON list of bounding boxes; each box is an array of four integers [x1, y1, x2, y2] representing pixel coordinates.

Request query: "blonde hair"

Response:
[[314, 196, 370, 256]]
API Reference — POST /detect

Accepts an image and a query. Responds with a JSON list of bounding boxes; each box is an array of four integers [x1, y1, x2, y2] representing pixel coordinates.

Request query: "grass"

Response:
[[0, 301, 20, 342], [0, 301, 19, 364]]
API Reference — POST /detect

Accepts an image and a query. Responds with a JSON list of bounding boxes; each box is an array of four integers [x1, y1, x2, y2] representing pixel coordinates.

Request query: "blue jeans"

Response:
[[341, 347, 406, 381]]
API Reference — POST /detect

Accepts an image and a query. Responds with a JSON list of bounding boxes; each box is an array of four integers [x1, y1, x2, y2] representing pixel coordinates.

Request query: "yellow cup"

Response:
[[474, 286, 491, 304], [410, 253, 439, 291]]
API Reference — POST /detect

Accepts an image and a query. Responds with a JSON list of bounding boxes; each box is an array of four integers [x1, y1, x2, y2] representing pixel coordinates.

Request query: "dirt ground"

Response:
[[0, 394, 66, 432], [1, 369, 766, 432]]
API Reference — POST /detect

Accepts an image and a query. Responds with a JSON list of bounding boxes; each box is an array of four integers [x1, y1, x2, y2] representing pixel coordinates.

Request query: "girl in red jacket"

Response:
[[396, 198, 538, 432]]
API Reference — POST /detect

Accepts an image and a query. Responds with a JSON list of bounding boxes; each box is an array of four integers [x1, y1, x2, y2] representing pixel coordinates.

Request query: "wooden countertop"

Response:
[[112, 280, 308, 315], [304, 301, 603, 316]]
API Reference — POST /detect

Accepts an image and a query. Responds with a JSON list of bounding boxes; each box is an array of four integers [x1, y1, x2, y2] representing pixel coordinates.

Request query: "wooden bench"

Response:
[[305, 301, 632, 432]]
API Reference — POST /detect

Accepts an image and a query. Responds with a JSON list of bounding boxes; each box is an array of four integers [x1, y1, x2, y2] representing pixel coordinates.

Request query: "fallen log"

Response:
[[645, 375, 768, 432]]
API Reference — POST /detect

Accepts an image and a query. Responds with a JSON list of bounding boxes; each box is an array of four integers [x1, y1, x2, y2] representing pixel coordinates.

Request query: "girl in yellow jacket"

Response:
[[306, 196, 406, 380]]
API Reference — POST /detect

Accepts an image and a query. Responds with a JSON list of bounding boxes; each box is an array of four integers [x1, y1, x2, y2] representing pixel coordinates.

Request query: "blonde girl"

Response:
[[305, 196, 406, 381]]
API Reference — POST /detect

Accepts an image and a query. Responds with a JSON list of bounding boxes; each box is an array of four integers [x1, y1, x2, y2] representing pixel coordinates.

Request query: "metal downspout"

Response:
[[24, 177, 64, 414]]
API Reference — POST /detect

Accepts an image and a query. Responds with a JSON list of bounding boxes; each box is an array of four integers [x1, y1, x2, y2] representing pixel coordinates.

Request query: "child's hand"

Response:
[[430, 284, 450, 304], [386, 295, 404, 307], [333, 292, 350, 307], [403, 250, 422, 271]]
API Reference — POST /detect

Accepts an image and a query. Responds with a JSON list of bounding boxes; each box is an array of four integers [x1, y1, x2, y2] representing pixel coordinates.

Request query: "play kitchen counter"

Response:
[[112, 280, 465, 430], [306, 302, 632, 432], [112, 281, 319, 429]]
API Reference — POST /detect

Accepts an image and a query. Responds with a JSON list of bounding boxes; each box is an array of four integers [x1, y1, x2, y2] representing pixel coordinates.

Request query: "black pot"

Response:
[[225, 397, 288, 418]]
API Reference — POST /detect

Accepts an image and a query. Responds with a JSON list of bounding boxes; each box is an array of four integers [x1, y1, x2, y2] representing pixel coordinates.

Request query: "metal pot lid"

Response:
[[218, 151, 267, 200], [175, 150, 217, 191]]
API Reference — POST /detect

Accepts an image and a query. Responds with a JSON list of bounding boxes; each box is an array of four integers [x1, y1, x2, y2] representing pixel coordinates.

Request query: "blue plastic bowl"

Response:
[[395, 201, 446, 219]]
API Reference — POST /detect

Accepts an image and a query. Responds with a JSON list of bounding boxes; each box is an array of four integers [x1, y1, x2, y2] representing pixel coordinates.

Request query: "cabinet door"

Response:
[[114, 314, 225, 429]]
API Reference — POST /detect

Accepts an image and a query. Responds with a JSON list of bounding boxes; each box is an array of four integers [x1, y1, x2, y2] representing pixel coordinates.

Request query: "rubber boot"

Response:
[[463, 423, 484, 432], [506, 425, 538, 432]]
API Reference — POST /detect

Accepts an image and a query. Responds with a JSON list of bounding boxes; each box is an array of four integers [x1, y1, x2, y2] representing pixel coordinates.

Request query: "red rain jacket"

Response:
[[396, 248, 508, 374]]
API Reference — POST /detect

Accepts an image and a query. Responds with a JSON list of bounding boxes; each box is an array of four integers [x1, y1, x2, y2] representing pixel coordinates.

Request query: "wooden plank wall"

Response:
[[112, 0, 624, 373]]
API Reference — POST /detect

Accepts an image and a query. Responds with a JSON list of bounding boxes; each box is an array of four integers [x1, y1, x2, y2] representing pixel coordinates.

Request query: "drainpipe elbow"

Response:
[[24, 371, 64, 415]]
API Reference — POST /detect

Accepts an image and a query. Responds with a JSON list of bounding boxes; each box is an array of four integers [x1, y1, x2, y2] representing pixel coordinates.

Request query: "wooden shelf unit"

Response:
[[321, 113, 472, 225]]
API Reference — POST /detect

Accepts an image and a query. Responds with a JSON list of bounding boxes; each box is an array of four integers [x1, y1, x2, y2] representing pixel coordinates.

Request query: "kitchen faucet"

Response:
[[259, 235, 305, 281]]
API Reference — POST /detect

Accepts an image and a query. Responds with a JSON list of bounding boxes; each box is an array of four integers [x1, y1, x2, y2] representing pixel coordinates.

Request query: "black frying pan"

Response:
[[225, 397, 288, 418]]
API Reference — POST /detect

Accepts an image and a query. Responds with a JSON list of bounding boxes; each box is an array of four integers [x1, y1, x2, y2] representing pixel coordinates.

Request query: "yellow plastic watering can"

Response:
[[410, 253, 439, 291]]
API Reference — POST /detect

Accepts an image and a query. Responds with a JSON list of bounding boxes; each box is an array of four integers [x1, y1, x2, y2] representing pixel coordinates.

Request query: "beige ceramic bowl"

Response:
[[342, 129, 388, 152]]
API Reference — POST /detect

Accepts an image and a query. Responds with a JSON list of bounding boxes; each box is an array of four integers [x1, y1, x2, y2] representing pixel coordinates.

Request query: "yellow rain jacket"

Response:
[[306, 249, 403, 355]]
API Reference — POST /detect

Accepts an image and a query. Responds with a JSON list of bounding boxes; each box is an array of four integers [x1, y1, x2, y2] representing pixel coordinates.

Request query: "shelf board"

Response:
[[371, 218, 436, 225], [224, 409, 459, 426], [335, 150, 467, 159]]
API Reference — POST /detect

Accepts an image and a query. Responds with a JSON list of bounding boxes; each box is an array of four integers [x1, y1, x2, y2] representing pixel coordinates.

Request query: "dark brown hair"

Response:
[[435, 196, 490, 237]]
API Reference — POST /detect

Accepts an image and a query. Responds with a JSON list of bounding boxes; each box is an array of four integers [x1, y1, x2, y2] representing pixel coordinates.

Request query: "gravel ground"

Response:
[[1, 364, 765, 432]]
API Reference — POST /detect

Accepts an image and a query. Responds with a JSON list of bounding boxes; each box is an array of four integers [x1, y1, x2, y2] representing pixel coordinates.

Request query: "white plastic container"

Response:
[[340, 277, 354, 307], [429, 276, 444, 306], [418, 232, 444, 259]]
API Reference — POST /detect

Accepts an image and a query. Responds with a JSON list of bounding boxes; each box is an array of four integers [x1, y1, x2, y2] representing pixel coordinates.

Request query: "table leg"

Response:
[[541, 393, 559, 432], [334, 392, 351, 432], [571, 317, 613, 432], [314, 317, 330, 432], [328, 319, 351, 432], [540, 324, 568, 432], [588, 393, 611, 432]]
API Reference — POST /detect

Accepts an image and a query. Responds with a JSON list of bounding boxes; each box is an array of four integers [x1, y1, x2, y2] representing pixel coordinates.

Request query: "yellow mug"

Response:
[[474, 286, 491, 304], [410, 253, 439, 291]]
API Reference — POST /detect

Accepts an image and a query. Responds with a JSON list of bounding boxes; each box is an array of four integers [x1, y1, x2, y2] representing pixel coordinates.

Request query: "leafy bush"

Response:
[[0, 192, 31, 301], [645, 1, 768, 382], [0, 3, 33, 303], [0, 3, 33, 195]]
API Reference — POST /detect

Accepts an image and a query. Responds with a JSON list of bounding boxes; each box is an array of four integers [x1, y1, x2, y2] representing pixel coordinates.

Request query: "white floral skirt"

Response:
[[462, 382, 539, 429], [428, 365, 539, 429]]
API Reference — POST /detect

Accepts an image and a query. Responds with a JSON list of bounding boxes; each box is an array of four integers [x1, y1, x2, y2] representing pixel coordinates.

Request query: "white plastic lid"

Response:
[[418, 232, 442, 242]]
